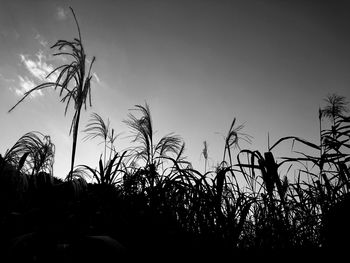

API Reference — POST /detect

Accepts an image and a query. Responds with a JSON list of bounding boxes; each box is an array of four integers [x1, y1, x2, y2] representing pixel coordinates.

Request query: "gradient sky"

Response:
[[1, 0, 350, 179]]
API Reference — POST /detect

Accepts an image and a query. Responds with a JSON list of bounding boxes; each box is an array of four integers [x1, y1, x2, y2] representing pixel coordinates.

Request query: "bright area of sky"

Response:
[[1, 0, 350, 179]]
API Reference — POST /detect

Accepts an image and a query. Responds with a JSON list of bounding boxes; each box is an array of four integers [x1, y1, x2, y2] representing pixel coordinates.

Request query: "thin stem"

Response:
[[104, 139, 107, 167], [70, 107, 81, 180]]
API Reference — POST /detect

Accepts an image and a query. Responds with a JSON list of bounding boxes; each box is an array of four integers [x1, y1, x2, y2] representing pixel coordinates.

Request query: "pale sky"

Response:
[[1, 0, 350, 179]]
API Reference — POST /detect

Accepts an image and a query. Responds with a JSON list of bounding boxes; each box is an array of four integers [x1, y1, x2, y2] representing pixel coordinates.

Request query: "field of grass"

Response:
[[1, 8, 349, 262]]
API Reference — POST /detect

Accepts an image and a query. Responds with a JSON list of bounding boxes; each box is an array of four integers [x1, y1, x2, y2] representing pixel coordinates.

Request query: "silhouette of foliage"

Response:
[[123, 103, 183, 168], [321, 93, 348, 123], [2, 93, 350, 260], [83, 112, 119, 166], [3, 131, 55, 176], [8, 7, 95, 180], [2, 6, 350, 260]]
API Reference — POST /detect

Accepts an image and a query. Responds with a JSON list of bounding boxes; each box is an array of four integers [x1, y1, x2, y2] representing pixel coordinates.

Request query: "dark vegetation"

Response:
[[1, 8, 350, 262]]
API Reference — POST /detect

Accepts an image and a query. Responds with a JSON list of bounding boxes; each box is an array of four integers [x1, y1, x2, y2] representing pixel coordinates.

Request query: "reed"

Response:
[[8, 7, 95, 180], [2, 5, 350, 256]]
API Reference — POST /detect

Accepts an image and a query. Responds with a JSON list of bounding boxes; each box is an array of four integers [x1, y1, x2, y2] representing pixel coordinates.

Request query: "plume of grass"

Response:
[[123, 103, 183, 172], [8, 7, 95, 180], [4, 131, 55, 176], [79, 151, 127, 186], [321, 93, 348, 125], [222, 118, 252, 167], [83, 112, 119, 167]]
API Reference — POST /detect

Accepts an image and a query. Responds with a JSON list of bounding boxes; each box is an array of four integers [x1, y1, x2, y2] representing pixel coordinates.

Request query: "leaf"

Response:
[[104, 153, 119, 184], [18, 152, 30, 171], [99, 158, 104, 183], [269, 136, 320, 152]]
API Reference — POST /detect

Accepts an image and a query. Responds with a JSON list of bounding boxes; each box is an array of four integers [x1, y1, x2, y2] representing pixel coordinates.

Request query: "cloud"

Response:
[[35, 33, 48, 48], [56, 7, 68, 20], [14, 49, 59, 98], [16, 75, 43, 97], [19, 51, 58, 82], [0, 73, 15, 83]]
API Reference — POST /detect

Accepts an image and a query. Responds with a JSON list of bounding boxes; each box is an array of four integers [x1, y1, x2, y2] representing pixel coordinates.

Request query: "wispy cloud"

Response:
[[19, 51, 58, 82], [16, 75, 43, 97], [14, 47, 59, 98], [0, 73, 15, 83], [35, 33, 48, 48], [56, 7, 68, 20]]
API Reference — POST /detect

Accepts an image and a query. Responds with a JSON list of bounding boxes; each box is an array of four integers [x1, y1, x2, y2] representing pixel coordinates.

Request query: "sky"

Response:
[[1, 0, 350, 179]]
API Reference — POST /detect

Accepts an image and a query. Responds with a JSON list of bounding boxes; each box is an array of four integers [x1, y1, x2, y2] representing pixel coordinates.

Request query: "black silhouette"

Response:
[[2, 7, 350, 263]]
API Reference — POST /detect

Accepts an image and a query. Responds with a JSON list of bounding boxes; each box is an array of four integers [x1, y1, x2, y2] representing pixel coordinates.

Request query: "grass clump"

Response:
[[2, 7, 350, 261]]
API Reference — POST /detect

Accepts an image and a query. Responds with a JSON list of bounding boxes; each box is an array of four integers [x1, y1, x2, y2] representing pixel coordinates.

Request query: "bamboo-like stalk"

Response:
[[8, 8, 95, 180]]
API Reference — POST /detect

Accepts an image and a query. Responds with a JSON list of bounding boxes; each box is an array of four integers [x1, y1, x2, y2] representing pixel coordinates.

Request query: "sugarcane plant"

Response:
[[8, 7, 95, 180], [3, 131, 55, 177], [83, 112, 119, 167], [123, 103, 183, 186]]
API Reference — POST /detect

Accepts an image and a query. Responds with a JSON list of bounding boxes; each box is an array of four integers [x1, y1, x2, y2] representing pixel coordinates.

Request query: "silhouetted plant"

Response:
[[250, 93, 350, 248], [124, 103, 183, 167], [3, 52, 350, 257], [4, 131, 55, 177], [83, 112, 119, 167], [79, 151, 127, 186], [236, 149, 292, 248], [220, 118, 252, 168], [8, 7, 95, 180], [321, 94, 348, 125], [0, 153, 29, 212]]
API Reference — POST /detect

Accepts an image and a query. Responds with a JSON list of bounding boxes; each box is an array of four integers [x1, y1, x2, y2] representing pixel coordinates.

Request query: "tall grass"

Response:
[[3, 131, 55, 176], [3, 90, 350, 258], [2, 5, 350, 257], [8, 7, 95, 180]]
